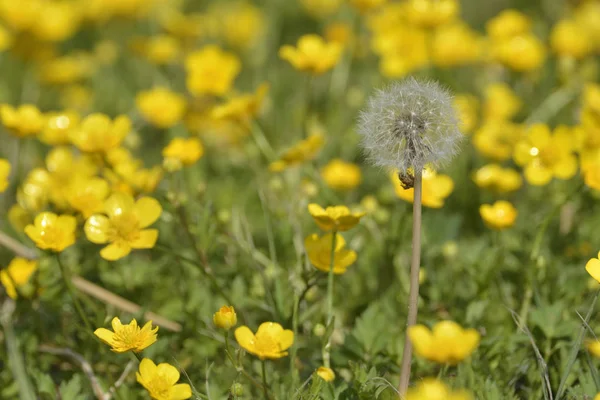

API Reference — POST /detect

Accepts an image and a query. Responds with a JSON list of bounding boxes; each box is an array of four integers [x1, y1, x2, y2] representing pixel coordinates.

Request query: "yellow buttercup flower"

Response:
[[66, 177, 110, 218], [406, 0, 459, 28], [473, 121, 524, 161], [320, 159, 362, 191], [213, 306, 237, 330], [136, 358, 192, 400], [486, 9, 531, 40], [0, 257, 38, 299], [473, 164, 522, 193], [513, 124, 578, 186], [550, 19, 593, 60], [39, 110, 80, 145], [491, 33, 546, 72], [212, 83, 269, 127], [94, 317, 158, 353], [0, 158, 10, 192], [38, 53, 94, 85], [234, 322, 294, 360], [584, 162, 600, 191], [406, 378, 473, 400], [349, 0, 387, 14], [453, 94, 479, 134], [391, 169, 454, 209], [185, 45, 241, 96], [479, 201, 517, 230], [269, 134, 324, 172], [408, 320, 480, 364], [84, 192, 162, 261], [587, 339, 600, 358], [316, 366, 335, 382], [483, 83, 522, 122], [305, 233, 357, 274], [431, 22, 482, 68], [0, 104, 45, 137], [279, 34, 342, 75], [219, 2, 266, 50], [31, 2, 81, 42], [586, 251, 600, 283], [143, 35, 182, 65], [136, 88, 187, 129], [595, 394, 600, 400], [162, 138, 204, 168], [25, 212, 77, 252], [8, 204, 32, 232], [70, 113, 131, 153], [308, 204, 365, 232]]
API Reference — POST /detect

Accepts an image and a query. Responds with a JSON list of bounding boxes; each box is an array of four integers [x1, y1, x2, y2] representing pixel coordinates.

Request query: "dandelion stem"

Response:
[[261, 360, 269, 400], [323, 231, 337, 368], [398, 169, 423, 396], [56, 254, 93, 335]]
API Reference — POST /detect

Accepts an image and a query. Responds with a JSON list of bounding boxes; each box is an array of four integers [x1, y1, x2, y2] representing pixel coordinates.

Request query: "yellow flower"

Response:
[[453, 94, 479, 134], [8, 204, 32, 232], [550, 19, 593, 60], [219, 2, 265, 50], [279, 34, 342, 75], [213, 306, 237, 330], [391, 168, 454, 209], [185, 45, 241, 96], [162, 138, 204, 167], [39, 53, 94, 85], [584, 162, 600, 191], [372, 24, 429, 78], [587, 339, 600, 358], [406, 378, 473, 400], [406, 0, 459, 28], [94, 317, 158, 353], [586, 251, 600, 283], [66, 177, 110, 218], [212, 83, 269, 127], [408, 320, 480, 364], [479, 201, 517, 230], [31, 2, 81, 42], [431, 22, 482, 68], [269, 134, 324, 172], [25, 212, 77, 252], [349, 0, 387, 14], [316, 366, 335, 382], [70, 113, 131, 153], [143, 35, 182, 65], [234, 322, 294, 360], [473, 121, 524, 161], [84, 193, 162, 261], [486, 9, 531, 40], [595, 394, 600, 400], [0, 257, 38, 299], [0, 104, 45, 137], [308, 204, 365, 232], [136, 358, 192, 400], [136, 88, 186, 129], [320, 159, 362, 191], [483, 83, 522, 122], [0, 158, 10, 192], [473, 164, 522, 193], [0, 24, 12, 51], [491, 33, 546, 72], [39, 111, 80, 145], [513, 124, 578, 186], [305, 233, 357, 274]]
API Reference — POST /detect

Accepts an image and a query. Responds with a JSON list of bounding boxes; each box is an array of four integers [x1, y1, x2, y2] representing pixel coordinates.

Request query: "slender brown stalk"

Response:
[[398, 169, 423, 396]]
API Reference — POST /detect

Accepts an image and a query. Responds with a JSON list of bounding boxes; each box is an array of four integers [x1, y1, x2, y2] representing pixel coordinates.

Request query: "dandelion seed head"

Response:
[[357, 77, 463, 173]]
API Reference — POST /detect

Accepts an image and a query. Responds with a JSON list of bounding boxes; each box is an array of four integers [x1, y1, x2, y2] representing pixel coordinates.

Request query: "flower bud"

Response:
[[230, 382, 244, 396], [213, 306, 237, 330], [316, 366, 335, 382]]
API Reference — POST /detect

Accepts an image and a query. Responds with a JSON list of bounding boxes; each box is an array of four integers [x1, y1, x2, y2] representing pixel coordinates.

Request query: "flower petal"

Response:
[[171, 384, 192, 400], [138, 358, 156, 380], [586, 258, 600, 283], [100, 242, 131, 261], [84, 215, 110, 244], [156, 363, 180, 385], [104, 192, 135, 218], [94, 328, 115, 346], [111, 316, 123, 331], [234, 326, 256, 354], [278, 329, 294, 351], [130, 229, 158, 249], [256, 322, 283, 338], [134, 197, 162, 228]]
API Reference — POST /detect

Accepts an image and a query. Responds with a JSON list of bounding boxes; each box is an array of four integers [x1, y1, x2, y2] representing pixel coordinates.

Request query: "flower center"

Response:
[[145, 376, 172, 400], [113, 324, 139, 348], [108, 214, 140, 242], [254, 334, 279, 357]]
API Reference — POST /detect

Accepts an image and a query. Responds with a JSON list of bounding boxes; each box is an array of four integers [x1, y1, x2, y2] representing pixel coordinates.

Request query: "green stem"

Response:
[[132, 351, 143, 362], [261, 360, 269, 400], [224, 332, 237, 367], [556, 288, 600, 399], [398, 169, 423, 396], [56, 254, 93, 334], [323, 231, 337, 368], [290, 293, 300, 390]]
